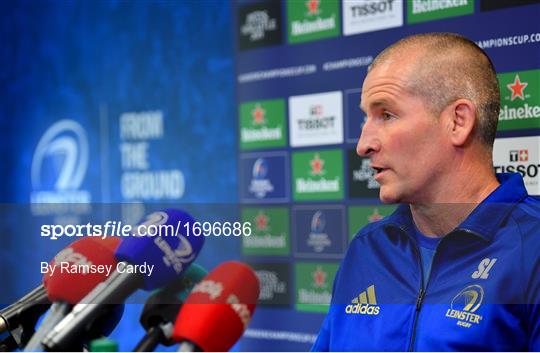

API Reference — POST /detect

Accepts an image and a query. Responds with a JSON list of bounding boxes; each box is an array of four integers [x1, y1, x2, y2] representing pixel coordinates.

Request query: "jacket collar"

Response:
[[382, 173, 529, 241]]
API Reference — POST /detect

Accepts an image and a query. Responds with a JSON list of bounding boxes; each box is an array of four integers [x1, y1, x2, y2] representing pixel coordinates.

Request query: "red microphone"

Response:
[[43, 236, 120, 302], [172, 261, 260, 352], [25, 237, 120, 351]]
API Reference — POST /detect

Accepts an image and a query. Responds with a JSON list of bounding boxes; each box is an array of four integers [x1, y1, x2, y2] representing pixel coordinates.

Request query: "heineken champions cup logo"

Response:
[[497, 69, 540, 130]]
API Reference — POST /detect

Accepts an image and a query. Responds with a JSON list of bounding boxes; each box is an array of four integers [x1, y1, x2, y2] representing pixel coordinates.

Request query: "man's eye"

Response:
[[382, 112, 396, 120]]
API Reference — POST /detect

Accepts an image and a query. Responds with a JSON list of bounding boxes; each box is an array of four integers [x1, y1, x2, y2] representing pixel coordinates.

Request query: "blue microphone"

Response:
[[41, 209, 204, 351]]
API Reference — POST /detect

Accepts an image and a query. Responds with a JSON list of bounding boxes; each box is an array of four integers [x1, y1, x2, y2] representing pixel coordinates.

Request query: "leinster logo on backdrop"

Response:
[[31, 120, 92, 215], [249, 158, 274, 198]]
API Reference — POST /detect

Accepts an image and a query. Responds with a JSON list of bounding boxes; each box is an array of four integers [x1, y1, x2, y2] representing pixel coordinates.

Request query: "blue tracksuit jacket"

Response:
[[312, 173, 540, 351]]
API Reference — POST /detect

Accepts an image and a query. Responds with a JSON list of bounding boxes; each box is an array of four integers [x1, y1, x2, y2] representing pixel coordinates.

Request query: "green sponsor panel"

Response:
[[295, 262, 339, 313], [407, 0, 474, 24], [241, 207, 290, 255], [292, 149, 344, 201], [287, 0, 340, 44], [239, 99, 287, 150], [497, 69, 540, 131], [348, 205, 397, 241]]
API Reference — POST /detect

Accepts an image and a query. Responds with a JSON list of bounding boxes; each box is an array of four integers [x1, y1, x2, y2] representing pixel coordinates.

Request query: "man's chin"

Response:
[[378, 188, 400, 204]]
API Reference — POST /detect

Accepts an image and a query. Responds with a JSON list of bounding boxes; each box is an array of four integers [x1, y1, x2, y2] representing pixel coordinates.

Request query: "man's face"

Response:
[[357, 58, 451, 204]]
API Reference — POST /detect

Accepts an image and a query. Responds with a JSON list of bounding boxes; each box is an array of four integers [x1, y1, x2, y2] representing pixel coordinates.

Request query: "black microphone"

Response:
[[134, 264, 207, 352], [0, 285, 50, 351]]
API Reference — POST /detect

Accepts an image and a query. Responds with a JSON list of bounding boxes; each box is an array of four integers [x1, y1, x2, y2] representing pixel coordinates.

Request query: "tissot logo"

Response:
[[289, 91, 343, 147], [493, 137, 540, 195], [509, 150, 528, 162], [343, 0, 403, 35], [238, 1, 282, 50]]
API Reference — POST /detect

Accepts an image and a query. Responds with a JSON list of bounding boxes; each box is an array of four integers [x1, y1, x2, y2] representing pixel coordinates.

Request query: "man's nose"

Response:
[[356, 117, 380, 157]]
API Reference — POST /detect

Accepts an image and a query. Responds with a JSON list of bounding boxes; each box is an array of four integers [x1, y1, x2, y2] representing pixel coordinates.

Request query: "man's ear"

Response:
[[445, 99, 477, 147]]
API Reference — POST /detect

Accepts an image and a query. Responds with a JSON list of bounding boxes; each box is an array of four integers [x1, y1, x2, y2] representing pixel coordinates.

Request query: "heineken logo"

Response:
[[242, 207, 290, 255], [310, 153, 325, 176], [307, 0, 321, 15], [295, 262, 338, 312], [312, 266, 328, 288], [368, 208, 383, 222], [497, 69, 539, 130], [407, 0, 473, 24], [292, 16, 336, 36], [506, 74, 529, 102], [287, 0, 340, 43], [239, 99, 286, 149], [411, 0, 468, 14], [252, 104, 266, 125], [255, 211, 269, 231], [292, 149, 343, 200]]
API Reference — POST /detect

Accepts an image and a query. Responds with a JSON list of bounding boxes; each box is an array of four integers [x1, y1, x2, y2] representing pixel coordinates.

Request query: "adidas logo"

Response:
[[345, 285, 380, 315]]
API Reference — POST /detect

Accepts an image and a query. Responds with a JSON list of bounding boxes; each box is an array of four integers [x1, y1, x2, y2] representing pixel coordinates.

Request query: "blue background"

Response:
[[1, 0, 539, 351]]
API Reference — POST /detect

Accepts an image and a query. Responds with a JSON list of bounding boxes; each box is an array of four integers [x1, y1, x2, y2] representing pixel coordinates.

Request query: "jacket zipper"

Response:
[[407, 237, 438, 352]]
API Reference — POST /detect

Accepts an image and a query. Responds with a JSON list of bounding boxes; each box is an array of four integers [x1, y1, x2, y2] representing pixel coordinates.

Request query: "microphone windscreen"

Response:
[[44, 237, 120, 303], [114, 209, 204, 290], [140, 263, 208, 331], [172, 261, 260, 352]]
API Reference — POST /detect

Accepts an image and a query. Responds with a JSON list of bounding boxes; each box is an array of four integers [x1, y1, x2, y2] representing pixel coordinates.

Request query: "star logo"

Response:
[[251, 104, 266, 125], [255, 211, 269, 231], [368, 208, 383, 223], [310, 153, 325, 176], [507, 74, 528, 101], [312, 266, 327, 288], [519, 149, 528, 162], [306, 0, 320, 15]]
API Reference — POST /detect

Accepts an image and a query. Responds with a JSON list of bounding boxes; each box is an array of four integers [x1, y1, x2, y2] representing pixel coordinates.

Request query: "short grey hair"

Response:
[[369, 32, 500, 147]]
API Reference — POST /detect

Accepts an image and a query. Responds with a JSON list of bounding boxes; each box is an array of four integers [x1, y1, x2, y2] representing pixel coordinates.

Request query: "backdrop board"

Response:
[[234, 0, 540, 350]]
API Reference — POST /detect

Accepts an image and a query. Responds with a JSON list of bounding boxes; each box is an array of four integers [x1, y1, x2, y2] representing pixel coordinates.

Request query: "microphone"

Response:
[[24, 236, 120, 351], [0, 285, 49, 351], [172, 261, 260, 352], [42, 209, 204, 351], [134, 264, 208, 352]]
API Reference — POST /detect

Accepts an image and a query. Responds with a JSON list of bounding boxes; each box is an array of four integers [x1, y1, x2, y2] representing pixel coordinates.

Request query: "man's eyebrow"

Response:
[[359, 99, 391, 113]]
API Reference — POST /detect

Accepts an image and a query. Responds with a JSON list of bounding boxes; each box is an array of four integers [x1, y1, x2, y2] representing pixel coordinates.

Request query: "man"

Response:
[[312, 33, 539, 351]]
